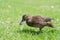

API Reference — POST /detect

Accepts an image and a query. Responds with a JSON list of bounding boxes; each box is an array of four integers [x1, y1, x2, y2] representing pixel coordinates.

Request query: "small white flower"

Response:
[[56, 18, 59, 21], [8, 5, 11, 8], [51, 6, 54, 8]]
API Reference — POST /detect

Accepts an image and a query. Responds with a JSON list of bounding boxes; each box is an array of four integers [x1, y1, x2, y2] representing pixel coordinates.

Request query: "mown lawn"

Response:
[[0, 0, 60, 40]]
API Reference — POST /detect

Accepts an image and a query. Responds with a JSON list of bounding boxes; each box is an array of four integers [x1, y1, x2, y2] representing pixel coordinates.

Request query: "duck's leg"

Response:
[[39, 27, 44, 32], [40, 28, 42, 31]]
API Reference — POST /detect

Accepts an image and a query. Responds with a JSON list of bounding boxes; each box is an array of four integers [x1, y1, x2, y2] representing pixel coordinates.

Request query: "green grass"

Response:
[[0, 0, 60, 40]]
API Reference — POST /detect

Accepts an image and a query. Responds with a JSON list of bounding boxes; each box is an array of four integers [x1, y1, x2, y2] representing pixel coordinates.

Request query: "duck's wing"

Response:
[[31, 16, 44, 23], [41, 16, 54, 22]]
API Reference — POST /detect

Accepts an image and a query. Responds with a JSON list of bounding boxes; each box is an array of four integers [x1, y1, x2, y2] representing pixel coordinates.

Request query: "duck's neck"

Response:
[[26, 18, 33, 26], [26, 16, 31, 21]]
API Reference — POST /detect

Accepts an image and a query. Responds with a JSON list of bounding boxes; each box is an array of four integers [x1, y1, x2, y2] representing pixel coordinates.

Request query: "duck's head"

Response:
[[20, 14, 30, 25]]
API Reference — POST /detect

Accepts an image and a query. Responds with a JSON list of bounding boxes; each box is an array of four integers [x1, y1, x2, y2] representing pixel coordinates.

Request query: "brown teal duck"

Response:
[[20, 14, 54, 31]]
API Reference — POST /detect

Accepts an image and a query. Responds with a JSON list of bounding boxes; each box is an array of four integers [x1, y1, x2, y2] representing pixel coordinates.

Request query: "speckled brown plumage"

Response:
[[20, 14, 54, 31]]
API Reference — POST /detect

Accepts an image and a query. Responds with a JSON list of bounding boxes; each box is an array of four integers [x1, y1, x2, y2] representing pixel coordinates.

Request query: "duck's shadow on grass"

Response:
[[17, 29, 42, 35], [17, 29, 56, 35]]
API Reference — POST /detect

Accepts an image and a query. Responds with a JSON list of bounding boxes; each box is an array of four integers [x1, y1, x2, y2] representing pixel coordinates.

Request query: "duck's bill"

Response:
[[20, 19, 25, 25]]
